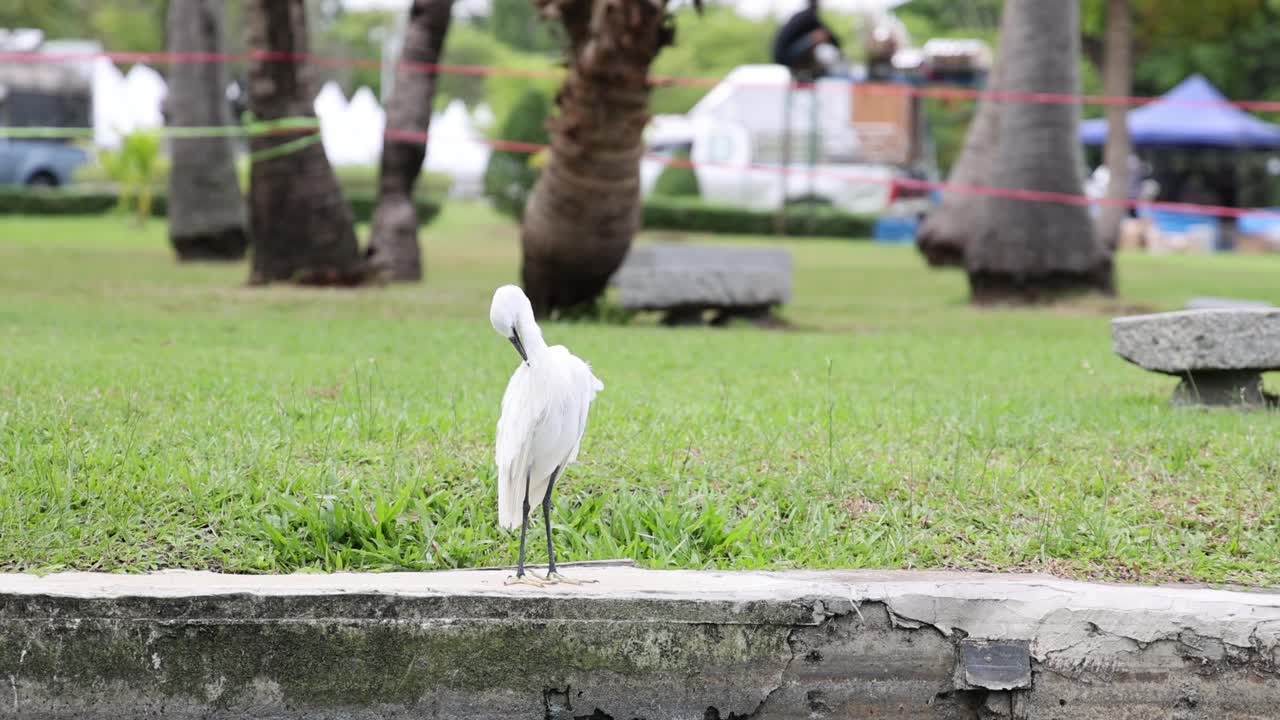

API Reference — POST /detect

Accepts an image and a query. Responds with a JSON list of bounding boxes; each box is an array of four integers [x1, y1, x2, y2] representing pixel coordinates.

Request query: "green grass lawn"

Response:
[[1, 204, 1278, 585]]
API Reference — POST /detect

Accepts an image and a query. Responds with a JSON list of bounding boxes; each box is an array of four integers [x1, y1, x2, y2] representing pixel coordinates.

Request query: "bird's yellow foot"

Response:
[[504, 573, 548, 587], [543, 571, 597, 585]]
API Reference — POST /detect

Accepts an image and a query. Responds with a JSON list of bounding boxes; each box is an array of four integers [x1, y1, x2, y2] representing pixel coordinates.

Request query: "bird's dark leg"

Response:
[[505, 470, 545, 587], [538, 465, 596, 586], [518, 474, 531, 574], [542, 466, 561, 575]]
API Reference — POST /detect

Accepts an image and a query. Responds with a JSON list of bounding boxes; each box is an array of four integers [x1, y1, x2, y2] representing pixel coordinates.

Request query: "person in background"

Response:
[[771, 0, 845, 78], [864, 13, 906, 81], [1126, 153, 1145, 217]]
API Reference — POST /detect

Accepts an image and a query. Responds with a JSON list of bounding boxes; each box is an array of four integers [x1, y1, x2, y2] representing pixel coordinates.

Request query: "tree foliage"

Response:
[[436, 24, 559, 120], [0, 1, 139, 47], [482, 88, 550, 219], [1080, 0, 1271, 98], [0, 0, 168, 54], [647, 7, 775, 115], [895, 0, 1002, 34], [311, 9, 395, 97], [474, 0, 559, 53], [651, 148, 700, 198], [1081, 0, 1261, 56]]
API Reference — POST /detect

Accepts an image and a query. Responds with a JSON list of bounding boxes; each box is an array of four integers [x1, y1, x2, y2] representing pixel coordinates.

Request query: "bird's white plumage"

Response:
[[490, 286, 603, 531]]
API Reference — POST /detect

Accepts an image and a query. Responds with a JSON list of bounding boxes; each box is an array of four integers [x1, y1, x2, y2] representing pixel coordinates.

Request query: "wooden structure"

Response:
[[849, 83, 916, 166]]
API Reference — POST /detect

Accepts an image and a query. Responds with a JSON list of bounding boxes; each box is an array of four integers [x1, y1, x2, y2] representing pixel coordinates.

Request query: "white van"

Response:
[[642, 65, 936, 217]]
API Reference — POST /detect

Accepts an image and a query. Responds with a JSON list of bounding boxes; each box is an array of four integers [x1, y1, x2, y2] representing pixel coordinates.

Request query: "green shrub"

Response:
[[641, 196, 875, 238], [483, 88, 550, 219], [650, 148, 701, 198], [327, 165, 453, 200], [0, 189, 440, 226], [97, 130, 161, 225], [0, 189, 119, 215], [346, 195, 442, 226]]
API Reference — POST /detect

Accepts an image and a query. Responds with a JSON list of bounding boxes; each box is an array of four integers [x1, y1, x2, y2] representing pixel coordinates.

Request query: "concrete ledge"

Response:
[[3, 567, 1279, 718]]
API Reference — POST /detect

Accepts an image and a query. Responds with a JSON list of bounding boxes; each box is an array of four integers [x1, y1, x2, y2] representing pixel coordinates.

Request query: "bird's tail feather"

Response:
[[497, 470, 522, 530]]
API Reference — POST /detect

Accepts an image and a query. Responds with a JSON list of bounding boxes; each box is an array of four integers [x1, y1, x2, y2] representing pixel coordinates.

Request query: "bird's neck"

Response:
[[520, 322, 550, 360]]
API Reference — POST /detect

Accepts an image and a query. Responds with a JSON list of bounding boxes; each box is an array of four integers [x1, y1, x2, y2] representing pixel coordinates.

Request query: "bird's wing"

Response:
[[495, 365, 547, 530], [552, 346, 603, 466]]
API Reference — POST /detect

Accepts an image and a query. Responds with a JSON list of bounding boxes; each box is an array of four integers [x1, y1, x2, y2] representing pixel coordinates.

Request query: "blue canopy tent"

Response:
[[1080, 74, 1280, 148], [1080, 75, 1280, 247]]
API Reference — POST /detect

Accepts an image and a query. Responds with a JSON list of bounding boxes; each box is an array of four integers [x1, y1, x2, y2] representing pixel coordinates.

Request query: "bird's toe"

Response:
[[545, 572, 597, 585], [504, 574, 548, 588]]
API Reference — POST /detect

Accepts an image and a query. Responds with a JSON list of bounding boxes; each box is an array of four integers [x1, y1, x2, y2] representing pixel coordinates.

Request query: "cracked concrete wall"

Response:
[[1, 568, 1279, 719], [2, 594, 797, 719]]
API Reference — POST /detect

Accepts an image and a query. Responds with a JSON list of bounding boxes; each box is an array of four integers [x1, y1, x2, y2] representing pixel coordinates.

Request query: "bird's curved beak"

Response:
[[509, 330, 529, 364]]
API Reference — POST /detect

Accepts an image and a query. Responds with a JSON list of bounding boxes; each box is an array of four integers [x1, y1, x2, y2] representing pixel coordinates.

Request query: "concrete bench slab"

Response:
[[4, 566, 1279, 719], [611, 242, 792, 325], [1112, 308, 1280, 407]]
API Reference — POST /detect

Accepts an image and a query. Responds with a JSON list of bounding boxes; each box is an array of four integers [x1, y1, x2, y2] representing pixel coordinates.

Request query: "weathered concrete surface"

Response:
[[611, 243, 792, 320], [1112, 309, 1280, 374], [1112, 309, 1280, 407], [2, 567, 1279, 719]]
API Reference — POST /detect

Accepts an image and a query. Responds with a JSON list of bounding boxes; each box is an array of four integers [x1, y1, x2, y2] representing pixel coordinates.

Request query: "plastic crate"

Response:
[[873, 215, 917, 244]]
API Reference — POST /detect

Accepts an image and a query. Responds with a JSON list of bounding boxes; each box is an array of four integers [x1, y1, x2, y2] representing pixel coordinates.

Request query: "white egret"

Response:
[[489, 285, 604, 586]]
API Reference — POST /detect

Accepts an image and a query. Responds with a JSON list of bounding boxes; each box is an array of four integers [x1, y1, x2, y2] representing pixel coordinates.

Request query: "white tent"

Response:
[[124, 64, 167, 127], [313, 81, 348, 124], [314, 81, 356, 165], [314, 81, 391, 167], [345, 86, 386, 165], [426, 99, 491, 198], [314, 89, 492, 194], [92, 60, 166, 148], [91, 58, 128, 147]]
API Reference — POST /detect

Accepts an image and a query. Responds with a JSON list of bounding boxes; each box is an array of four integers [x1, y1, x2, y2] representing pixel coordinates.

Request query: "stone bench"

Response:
[[610, 242, 792, 326], [1111, 308, 1280, 407]]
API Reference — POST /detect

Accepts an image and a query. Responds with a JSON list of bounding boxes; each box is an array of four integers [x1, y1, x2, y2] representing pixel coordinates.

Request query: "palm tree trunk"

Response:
[[915, 8, 1010, 268], [518, 0, 679, 317], [963, 0, 1113, 303], [1097, 0, 1132, 251], [367, 0, 454, 283], [166, 0, 249, 261], [244, 0, 364, 286]]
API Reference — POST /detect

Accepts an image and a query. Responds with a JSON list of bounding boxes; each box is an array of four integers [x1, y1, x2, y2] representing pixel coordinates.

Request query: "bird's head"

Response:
[[489, 284, 537, 365]]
